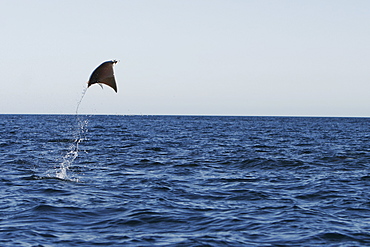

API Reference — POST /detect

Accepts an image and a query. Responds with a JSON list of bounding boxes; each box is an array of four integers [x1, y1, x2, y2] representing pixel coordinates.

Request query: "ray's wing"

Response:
[[87, 60, 118, 93]]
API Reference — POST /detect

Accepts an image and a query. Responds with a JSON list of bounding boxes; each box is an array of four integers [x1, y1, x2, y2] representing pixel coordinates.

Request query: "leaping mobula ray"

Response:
[[87, 60, 118, 93]]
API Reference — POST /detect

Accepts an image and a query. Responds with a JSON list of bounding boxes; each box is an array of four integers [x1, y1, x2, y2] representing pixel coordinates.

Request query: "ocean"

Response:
[[1, 115, 369, 246]]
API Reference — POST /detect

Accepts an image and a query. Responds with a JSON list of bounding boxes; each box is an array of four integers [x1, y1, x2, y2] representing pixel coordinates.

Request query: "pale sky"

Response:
[[1, 0, 370, 116]]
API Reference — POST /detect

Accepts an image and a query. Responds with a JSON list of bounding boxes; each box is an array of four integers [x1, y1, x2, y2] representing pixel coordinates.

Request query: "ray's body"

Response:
[[87, 60, 118, 93]]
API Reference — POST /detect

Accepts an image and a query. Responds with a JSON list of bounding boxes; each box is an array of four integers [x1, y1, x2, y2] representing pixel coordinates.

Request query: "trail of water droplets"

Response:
[[55, 117, 88, 181], [54, 87, 88, 182]]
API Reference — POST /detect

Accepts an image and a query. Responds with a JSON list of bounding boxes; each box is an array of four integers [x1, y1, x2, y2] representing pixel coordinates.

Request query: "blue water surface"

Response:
[[1, 115, 370, 246]]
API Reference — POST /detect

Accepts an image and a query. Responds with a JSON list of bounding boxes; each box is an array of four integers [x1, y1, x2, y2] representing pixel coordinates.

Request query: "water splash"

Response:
[[54, 87, 88, 182], [55, 117, 88, 181]]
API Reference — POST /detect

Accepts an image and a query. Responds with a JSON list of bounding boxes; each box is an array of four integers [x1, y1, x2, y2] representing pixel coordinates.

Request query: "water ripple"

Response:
[[0, 115, 370, 246]]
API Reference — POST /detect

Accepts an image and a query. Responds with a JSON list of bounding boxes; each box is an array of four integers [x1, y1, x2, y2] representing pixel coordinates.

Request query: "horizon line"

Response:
[[0, 113, 369, 118]]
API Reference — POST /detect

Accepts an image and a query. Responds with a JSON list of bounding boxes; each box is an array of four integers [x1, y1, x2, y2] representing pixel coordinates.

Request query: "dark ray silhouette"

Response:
[[87, 60, 118, 92]]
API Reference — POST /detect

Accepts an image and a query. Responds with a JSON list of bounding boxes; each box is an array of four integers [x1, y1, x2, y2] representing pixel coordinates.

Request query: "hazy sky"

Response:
[[1, 0, 370, 116]]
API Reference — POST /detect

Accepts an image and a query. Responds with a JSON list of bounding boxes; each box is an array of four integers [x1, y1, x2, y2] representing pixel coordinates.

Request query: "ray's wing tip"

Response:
[[111, 60, 118, 92]]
